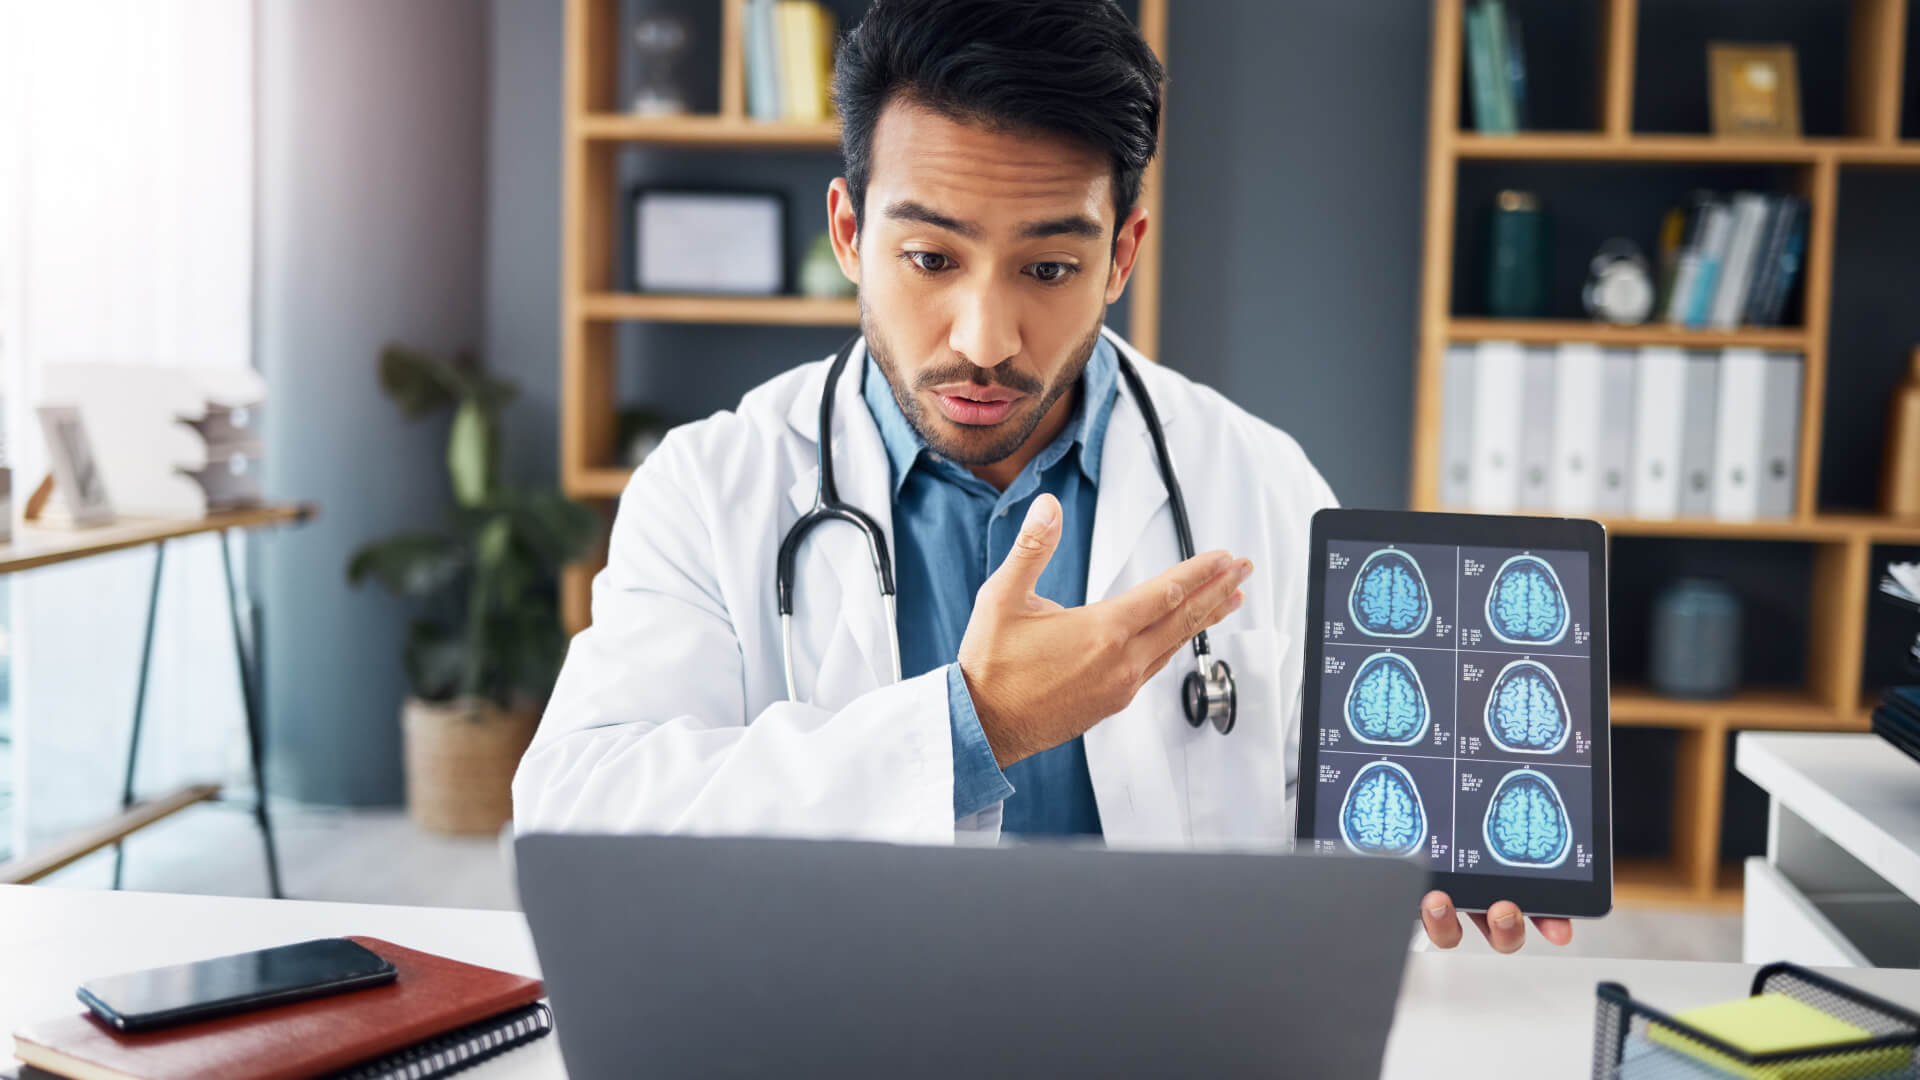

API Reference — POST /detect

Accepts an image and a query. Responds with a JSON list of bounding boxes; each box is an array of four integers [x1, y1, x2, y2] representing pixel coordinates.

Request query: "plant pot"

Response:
[[401, 697, 538, 835]]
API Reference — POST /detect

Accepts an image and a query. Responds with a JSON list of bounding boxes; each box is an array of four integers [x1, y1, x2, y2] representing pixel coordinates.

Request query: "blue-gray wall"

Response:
[[258, 0, 488, 804]]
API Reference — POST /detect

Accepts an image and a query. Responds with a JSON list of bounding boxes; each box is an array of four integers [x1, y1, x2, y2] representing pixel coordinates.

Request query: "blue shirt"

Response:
[[862, 339, 1120, 836]]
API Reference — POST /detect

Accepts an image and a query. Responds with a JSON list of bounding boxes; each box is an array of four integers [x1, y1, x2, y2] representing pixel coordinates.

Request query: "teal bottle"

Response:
[[1487, 189, 1548, 318]]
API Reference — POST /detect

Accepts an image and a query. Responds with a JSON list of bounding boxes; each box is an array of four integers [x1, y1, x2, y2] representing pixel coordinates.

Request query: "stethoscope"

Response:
[[776, 333, 1237, 735]]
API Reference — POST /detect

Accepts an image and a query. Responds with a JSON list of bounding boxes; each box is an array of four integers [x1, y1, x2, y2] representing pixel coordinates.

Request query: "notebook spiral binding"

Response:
[[324, 1002, 553, 1080]]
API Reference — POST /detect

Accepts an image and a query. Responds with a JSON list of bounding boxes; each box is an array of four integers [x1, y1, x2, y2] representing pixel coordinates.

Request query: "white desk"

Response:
[[1736, 732, 1920, 967], [6, 883, 1920, 1079]]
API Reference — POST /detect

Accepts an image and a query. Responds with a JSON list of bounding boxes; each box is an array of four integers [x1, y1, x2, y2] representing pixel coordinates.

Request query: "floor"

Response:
[[34, 800, 1744, 963]]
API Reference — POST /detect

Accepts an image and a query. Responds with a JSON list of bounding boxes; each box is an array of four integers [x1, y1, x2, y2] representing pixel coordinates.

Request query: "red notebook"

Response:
[[13, 937, 547, 1080]]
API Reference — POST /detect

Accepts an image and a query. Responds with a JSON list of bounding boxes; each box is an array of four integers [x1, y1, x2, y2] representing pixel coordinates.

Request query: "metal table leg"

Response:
[[220, 531, 283, 899], [111, 541, 167, 890]]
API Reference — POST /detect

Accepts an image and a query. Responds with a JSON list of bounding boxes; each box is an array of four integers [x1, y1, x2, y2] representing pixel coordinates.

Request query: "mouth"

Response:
[[931, 384, 1024, 426]]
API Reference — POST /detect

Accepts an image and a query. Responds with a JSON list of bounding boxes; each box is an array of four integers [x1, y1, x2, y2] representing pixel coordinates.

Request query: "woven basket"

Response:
[[402, 698, 538, 835]]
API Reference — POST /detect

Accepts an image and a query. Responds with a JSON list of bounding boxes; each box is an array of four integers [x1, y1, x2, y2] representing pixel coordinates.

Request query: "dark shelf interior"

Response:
[[1609, 537, 1813, 693]]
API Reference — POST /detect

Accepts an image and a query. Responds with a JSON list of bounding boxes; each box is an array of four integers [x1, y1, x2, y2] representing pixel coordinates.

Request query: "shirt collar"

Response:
[[861, 335, 1120, 497]]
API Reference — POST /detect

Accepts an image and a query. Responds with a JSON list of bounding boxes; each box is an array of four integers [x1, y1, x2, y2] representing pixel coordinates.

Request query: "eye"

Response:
[[901, 251, 952, 275], [1026, 261, 1079, 285]]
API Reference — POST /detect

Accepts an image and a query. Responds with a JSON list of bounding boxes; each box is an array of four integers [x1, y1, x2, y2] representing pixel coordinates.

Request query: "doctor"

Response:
[[515, 0, 1571, 954]]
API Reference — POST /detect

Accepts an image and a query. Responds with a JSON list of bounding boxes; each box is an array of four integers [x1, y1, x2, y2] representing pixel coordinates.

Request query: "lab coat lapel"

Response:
[[1085, 361, 1172, 606], [784, 340, 901, 698]]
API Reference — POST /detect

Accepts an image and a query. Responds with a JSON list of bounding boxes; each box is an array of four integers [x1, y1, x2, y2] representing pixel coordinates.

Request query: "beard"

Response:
[[862, 302, 1104, 467]]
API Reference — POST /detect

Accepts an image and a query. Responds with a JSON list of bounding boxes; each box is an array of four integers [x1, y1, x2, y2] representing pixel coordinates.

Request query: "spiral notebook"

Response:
[[12, 938, 548, 1080]]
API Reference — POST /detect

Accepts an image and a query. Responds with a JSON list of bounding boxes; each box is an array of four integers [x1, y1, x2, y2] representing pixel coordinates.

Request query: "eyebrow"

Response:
[[883, 199, 1104, 242]]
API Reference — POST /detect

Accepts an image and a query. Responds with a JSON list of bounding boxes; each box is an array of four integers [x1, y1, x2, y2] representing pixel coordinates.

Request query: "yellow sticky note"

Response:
[[1647, 993, 1906, 1080]]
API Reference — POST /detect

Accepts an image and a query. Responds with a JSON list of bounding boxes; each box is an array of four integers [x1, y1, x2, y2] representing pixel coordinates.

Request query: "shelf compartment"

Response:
[[578, 293, 860, 326], [576, 113, 841, 149], [1446, 317, 1808, 349]]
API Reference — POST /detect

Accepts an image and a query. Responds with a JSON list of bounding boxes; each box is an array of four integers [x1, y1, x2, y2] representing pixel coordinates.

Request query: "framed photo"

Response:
[[37, 404, 115, 527], [628, 188, 786, 295], [1709, 43, 1801, 138]]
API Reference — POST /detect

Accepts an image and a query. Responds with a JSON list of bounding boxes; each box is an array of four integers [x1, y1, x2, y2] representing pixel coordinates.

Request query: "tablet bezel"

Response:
[[1295, 508, 1613, 919]]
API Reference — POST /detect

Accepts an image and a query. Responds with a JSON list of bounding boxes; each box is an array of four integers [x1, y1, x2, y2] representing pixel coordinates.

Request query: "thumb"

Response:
[[991, 493, 1061, 597]]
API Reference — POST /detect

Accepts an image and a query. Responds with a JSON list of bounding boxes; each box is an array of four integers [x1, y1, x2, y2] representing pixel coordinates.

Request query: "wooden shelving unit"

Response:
[[1414, 0, 1918, 908], [559, 0, 1170, 630]]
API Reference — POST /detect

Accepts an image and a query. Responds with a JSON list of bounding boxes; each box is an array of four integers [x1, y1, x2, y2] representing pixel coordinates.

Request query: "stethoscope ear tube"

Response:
[[777, 333, 1232, 733]]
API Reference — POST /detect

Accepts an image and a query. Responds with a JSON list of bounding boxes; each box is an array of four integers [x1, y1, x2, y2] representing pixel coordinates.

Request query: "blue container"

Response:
[[1649, 578, 1742, 700]]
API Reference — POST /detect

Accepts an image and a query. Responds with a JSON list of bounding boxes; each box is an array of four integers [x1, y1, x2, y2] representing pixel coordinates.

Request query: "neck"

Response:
[[967, 381, 1079, 491]]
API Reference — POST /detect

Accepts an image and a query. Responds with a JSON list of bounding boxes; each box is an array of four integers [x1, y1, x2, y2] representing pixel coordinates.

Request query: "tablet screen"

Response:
[[1296, 512, 1611, 914]]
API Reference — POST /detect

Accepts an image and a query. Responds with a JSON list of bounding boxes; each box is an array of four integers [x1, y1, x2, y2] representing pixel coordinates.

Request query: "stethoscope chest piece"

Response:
[[1182, 656, 1236, 735]]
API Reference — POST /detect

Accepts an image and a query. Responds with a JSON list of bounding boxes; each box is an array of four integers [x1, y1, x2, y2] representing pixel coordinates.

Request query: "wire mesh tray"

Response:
[[1592, 963, 1920, 1079]]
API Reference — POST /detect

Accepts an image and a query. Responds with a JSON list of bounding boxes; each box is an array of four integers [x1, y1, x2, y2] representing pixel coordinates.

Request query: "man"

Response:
[[514, 0, 1570, 954]]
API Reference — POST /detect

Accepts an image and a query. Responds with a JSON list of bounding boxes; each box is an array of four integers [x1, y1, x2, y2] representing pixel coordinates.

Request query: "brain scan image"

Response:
[[1484, 659, 1571, 754], [1339, 761, 1428, 857], [1485, 554, 1569, 645], [1483, 769, 1572, 868], [1344, 652, 1431, 746], [1348, 548, 1432, 638]]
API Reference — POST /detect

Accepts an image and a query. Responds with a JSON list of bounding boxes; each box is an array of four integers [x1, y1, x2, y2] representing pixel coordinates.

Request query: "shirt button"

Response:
[[998, 508, 1008, 518]]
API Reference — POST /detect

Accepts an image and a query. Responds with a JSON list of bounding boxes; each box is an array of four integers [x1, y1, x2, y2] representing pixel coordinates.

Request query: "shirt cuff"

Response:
[[946, 663, 1015, 820]]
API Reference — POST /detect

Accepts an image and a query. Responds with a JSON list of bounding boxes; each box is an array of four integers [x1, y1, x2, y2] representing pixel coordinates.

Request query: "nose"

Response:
[[947, 280, 1021, 373]]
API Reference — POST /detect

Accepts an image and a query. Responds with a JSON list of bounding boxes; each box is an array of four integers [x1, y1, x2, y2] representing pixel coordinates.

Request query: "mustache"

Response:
[[913, 361, 1044, 396]]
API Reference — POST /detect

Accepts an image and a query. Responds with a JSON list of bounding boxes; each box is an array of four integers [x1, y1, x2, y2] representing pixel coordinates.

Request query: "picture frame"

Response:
[[627, 187, 787, 295], [37, 404, 116, 527], [1709, 43, 1801, 138]]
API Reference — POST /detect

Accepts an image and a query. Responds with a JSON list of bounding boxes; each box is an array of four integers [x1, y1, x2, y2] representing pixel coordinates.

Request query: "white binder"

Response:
[[1549, 343, 1604, 515], [1711, 348, 1767, 521], [1757, 352, 1804, 518], [1596, 348, 1637, 515], [1517, 347, 1558, 511], [1630, 346, 1687, 519], [1468, 340, 1524, 513], [1676, 352, 1720, 517], [1437, 345, 1476, 510]]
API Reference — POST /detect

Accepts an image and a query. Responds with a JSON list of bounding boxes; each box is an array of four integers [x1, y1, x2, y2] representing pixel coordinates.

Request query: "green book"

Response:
[[1647, 992, 1908, 1080], [1482, 0, 1515, 133], [1463, 3, 1496, 133]]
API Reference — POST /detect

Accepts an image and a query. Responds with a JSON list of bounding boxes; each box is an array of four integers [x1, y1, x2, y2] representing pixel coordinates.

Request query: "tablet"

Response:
[[1295, 509, 1613, 918]]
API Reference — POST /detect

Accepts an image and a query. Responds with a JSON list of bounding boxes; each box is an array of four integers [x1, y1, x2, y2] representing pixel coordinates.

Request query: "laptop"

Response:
[[515, 834, 1422, 1077]]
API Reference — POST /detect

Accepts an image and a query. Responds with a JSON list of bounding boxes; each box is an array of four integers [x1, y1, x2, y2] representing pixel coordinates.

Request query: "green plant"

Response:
[[347, 345, 599, 707]]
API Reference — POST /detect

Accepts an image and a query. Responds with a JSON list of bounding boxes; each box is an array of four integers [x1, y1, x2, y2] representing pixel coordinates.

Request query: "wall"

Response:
[[484, 0, 1434, 511], [256, 0, 488, 805]]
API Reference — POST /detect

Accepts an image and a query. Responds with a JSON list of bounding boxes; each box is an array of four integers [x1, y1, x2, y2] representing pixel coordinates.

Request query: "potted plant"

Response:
[[348, 345, 598, 835]]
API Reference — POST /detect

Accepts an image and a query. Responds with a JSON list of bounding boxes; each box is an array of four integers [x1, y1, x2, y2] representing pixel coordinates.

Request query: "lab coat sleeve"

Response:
[[512, 433, 957, 844]]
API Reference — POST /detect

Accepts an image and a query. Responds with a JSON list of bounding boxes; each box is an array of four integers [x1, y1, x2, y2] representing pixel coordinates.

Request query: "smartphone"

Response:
[[77, 938, 397, 1032]]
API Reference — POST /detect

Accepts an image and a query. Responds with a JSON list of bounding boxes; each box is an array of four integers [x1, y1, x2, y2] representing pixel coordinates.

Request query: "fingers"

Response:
[[1419, 891, 1464, 949], [1531, 916, 1574, 947], [1104, 549, 1236, 631], [1135, 558, 1252, 660], [987, 495, 1062, 598], [1474, 901, 1527, 954], [1140, 590, 1243, 683]]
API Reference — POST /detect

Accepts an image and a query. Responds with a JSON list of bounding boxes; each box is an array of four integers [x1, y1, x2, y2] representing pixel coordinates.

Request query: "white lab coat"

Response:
[[513, 330, 1338, 848]]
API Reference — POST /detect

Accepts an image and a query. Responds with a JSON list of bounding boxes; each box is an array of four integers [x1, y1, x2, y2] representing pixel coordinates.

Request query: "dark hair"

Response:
[[832, 0, 1164, 236]]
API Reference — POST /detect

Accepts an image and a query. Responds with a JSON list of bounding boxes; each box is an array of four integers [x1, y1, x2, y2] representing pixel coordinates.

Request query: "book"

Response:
[[1464, 3, 1500, 134], [1437, 344, 1477, 509], [1595, 348, 1637, 514], [1630, 346, 1687, 519], [813, 3, 839, 120], [1467, 340, 1524, 512], [1549, 343, 1604, 514], [1683, 200, 1735, 329], [1483, 0, 1516, 133], [1754, 198, 1808, 326], [13, 938, 547, 1080], [745, 0, 781, 121], [1646, 992, 1907, 1079], [1756, 352, 1804, 518], [1502, 7, 1527, 130], [1664, 193, 1718, 324], [1744, 195, 1793, 326], [1516, 346, 1557, 510], [774, 1, 815, 122], [1711, 348, 1768, 521], [1708, 193, 1771, 330], [1676, 351, 1720, 516]]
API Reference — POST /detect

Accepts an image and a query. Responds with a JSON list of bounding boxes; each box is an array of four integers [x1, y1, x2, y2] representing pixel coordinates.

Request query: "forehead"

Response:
[[863, 100, 1114, 234]]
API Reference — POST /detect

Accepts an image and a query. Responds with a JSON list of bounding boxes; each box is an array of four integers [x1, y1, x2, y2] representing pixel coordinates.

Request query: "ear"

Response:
[[1104, 205, 1150, 305], [827, 178, 861, 286]]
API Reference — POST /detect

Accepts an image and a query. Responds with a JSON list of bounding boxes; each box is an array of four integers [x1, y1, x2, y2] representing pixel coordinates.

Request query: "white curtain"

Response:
[[0, 0, 255, 858]]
